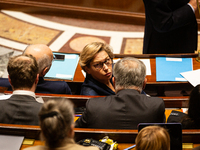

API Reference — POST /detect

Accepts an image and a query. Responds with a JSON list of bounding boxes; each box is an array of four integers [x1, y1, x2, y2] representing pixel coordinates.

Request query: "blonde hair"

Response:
[[39, 98, 74, 148], [135, 126, 170, 150], [79, 42, 114, 72]]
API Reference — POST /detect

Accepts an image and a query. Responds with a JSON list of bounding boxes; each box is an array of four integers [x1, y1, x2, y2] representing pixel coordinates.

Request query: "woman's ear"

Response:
[[85, 66, 91, 74]]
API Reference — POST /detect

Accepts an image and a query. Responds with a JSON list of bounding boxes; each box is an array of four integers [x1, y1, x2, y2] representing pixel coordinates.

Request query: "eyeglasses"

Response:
[[92, 57, 112, 70]]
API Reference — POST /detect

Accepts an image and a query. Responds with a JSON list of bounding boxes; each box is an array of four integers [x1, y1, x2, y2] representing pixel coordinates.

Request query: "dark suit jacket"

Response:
[[0, 95, 42, 125], [167, 110, 200, 129], [36, 77, 71, 94], [80, 74, 115, 96], [0, 77, 72, 94], [143, 0, 197, 54], [75, 89, 165, 129]]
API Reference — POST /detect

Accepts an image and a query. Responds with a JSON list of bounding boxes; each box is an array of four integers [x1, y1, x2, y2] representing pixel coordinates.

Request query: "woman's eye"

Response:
[[94, 64, 100, 68]]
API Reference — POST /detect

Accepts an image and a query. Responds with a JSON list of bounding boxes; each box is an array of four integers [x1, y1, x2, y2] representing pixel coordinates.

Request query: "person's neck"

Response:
[[13, 85, 36, 93], [115, 86, 141, 94]]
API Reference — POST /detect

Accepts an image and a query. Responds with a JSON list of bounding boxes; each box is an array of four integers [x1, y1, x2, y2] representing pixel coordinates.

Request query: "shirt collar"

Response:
[[13, 90, 36, 98]]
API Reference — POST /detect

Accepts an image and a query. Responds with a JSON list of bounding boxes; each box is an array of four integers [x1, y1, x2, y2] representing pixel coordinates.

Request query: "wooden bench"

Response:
[[34, 93, 190, 108], [2, 91, 190, 108], [0, 123, 200, 150]]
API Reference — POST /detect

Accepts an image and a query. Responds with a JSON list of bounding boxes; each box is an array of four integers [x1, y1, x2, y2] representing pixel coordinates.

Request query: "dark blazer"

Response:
[[143, 0, 197, 54], [80, 74, 115, 96], [0, 77, 72, 94], [167, 110, 187, 124], [167, 110, 200, 129], [75, 89, 165, 129], [36, 77, 71, 94], [0, 95, 42, 125]]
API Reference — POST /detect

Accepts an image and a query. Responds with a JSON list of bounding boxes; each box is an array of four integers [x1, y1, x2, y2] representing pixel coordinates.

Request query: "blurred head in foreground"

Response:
[[39, 98, 74, 148], [135, 126, 170, 150]]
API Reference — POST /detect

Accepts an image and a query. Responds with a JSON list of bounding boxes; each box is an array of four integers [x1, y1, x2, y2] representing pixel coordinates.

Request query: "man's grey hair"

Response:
[[113, 57, 146, 92], [37, 54, 52, 74]]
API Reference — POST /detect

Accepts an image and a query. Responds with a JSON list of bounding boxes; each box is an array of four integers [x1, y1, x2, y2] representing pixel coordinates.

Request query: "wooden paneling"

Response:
[[0, 0, 145, 25]]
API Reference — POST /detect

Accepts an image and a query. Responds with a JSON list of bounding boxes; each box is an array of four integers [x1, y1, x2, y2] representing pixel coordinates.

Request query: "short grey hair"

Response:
[[113, 57, 146, 92], [37, 54, 52, 74]]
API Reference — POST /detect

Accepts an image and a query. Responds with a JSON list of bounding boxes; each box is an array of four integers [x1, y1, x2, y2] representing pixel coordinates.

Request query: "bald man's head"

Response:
[[24, 44, 53, 77]]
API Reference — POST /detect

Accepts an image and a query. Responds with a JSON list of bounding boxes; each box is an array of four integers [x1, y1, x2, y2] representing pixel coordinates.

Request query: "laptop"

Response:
[[138, 123, 182, 150]]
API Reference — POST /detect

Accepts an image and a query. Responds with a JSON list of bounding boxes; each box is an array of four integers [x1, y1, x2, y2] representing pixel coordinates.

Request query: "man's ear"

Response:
[[85, 66, 91, 74], [35, 74, 39, 85], [8, 75, 12, 86], [42, 67, 50, 76], [143, 77, 147, 90]]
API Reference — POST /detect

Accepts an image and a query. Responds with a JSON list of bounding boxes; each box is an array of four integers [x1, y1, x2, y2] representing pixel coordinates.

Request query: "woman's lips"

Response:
[[105, 72, 111, 77]]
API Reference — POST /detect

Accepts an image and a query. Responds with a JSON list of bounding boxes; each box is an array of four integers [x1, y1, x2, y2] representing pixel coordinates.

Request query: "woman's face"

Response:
[[85, 50, 113, 84]]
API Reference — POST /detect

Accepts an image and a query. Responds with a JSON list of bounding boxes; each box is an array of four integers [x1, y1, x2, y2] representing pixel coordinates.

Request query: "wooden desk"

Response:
[[56, 53, 200, 84], [45, 53, 200, 95], [0, 123, 200, 150]]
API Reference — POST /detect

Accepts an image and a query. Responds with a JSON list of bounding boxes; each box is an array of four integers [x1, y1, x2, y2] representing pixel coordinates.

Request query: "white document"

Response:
[[140, 59, 151, 75], [0, 135, 24, 150], [180, 69, 200, 87], [0, 94, 11, 100], [113, 58, 151, 75], [81, 70, 86, 78]]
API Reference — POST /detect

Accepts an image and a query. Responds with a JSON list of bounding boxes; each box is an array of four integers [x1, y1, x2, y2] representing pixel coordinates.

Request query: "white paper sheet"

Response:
[[0, 94, 11, 100], [180, 69, 200, 87], [113, 58, 151, 75]]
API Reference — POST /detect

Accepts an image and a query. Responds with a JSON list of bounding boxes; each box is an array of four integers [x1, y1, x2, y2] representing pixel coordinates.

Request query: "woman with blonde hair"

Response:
[[135, 126, 170, 150], [24, 98, 98, 150], [79, 42, 115, 96]]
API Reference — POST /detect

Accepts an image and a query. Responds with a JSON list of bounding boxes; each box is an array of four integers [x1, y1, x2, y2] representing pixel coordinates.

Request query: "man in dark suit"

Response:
[[143, 0, 198, 54], [0, 44, 72, 94], [75, 57, 165, 129], [23, 44, 71, 94], [0, 54, 42, 125]]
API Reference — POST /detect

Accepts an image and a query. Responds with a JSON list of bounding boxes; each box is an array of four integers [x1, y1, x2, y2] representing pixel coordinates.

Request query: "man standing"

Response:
[[75, 57, 165, 129], [143, 0, 199, 54], [0, 55, 42, 125]]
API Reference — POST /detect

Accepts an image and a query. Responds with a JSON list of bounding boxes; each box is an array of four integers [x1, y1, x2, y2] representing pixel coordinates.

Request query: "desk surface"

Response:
[[49, 53, 200, 85], [20, 142, 200, 150]]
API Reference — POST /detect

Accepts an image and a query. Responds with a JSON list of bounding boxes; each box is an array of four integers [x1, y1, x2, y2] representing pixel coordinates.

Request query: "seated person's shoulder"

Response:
[[38, 80, 71, 94], [167, 110, 187, 123], [0, 78, 10, 88], [80, 86, 98, 96]]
